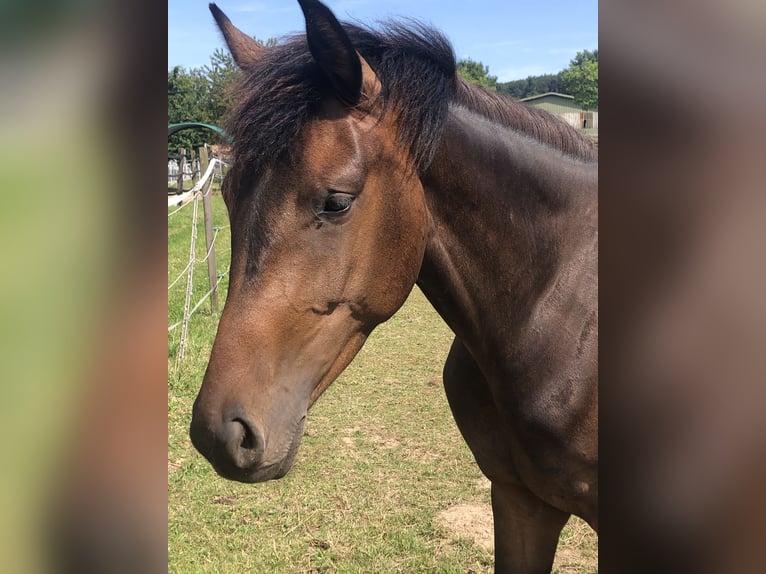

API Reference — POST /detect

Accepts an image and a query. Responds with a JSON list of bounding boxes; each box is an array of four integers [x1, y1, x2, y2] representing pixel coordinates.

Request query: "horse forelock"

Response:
[[223, 21, 457, 206]]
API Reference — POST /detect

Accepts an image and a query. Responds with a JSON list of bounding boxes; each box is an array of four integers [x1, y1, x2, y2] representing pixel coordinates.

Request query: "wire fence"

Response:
[[168, 147, 230, 364]]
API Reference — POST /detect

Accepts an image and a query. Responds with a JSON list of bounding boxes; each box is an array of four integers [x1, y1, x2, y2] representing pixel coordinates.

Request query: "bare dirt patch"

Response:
[[436, 503, 494, 552], [474, 476, 491, 490], [340, 426, 401, 450]]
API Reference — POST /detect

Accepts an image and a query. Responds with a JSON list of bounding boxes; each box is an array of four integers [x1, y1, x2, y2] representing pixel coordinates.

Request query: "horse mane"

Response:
[[225, 20, 596, 203], [455, 79, 597, 161]]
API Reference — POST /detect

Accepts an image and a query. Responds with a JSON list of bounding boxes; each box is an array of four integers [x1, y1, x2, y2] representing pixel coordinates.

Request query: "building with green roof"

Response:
[[521, 92, 598, 136]]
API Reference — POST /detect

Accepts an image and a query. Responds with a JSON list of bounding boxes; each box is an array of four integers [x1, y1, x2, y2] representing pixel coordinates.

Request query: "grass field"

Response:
[[168, 190, 597, 573]]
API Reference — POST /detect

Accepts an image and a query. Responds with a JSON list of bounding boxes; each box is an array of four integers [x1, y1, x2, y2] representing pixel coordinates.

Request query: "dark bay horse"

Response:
[[191, 1, 598, 571]]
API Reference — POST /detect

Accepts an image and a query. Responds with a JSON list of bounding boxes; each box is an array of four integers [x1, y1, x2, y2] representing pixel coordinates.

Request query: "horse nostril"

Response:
[[223, 415, 263, 468], [190, 402, 269, 476], [233, 417, 255, 450]]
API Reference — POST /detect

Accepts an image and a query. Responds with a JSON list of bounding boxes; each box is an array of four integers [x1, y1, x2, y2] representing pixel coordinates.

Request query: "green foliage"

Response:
[[168, 64, 220, 154], [498, 73, 564, 99], [457, 58, 497, 90], [201, 49, 238, 129], [560, 49, 598, 110]]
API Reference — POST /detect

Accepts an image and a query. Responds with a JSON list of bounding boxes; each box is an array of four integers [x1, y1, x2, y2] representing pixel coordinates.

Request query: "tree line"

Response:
[[169, 46, 597, 155]]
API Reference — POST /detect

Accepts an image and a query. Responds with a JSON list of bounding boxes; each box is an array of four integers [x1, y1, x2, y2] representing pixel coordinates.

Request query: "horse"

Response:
[[190, 1, 598, 571]]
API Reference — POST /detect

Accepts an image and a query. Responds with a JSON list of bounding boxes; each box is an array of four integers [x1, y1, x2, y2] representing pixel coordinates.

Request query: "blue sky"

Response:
[[168, 0, 597, 82]]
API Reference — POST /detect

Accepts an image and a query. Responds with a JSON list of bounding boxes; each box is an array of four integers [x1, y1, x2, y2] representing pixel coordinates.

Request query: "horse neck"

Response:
[[416, 105, 598, 363]]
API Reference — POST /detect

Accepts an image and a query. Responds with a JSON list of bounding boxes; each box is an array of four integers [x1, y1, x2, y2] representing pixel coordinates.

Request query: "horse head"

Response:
[[190, 0, 429, 482]]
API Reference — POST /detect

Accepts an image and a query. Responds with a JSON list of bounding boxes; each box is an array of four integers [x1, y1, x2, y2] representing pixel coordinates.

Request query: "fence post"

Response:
[[199, 145, 219, 314], [177, 147, 186, 194], [190, 149, 198, 186]]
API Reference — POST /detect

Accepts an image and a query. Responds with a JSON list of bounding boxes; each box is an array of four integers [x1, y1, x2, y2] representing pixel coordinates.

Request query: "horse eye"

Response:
[[322, 192, 354, 215]]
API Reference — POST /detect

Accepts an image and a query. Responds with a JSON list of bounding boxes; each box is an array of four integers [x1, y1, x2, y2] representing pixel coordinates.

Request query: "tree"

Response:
[[202, 48, 239, 128], [560, 49, 598, 110], [167, 66, 212, 154], [457, 58, 498, 90]]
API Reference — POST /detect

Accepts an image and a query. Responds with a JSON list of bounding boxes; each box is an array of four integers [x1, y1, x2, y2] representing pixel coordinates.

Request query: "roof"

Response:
[[520, 92, 575, 102]]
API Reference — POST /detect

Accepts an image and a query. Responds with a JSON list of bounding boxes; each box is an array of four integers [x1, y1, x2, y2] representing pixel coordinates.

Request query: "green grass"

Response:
[[168, 191, 597, 573]]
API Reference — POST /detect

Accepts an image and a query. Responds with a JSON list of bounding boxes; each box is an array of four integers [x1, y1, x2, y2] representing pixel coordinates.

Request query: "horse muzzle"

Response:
[[189, 402, 306, 483]]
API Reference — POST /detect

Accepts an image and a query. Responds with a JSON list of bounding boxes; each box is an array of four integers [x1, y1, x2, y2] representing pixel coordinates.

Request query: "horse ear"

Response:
[[209, 3, 265, 68], [298, 0, 362, 106]]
